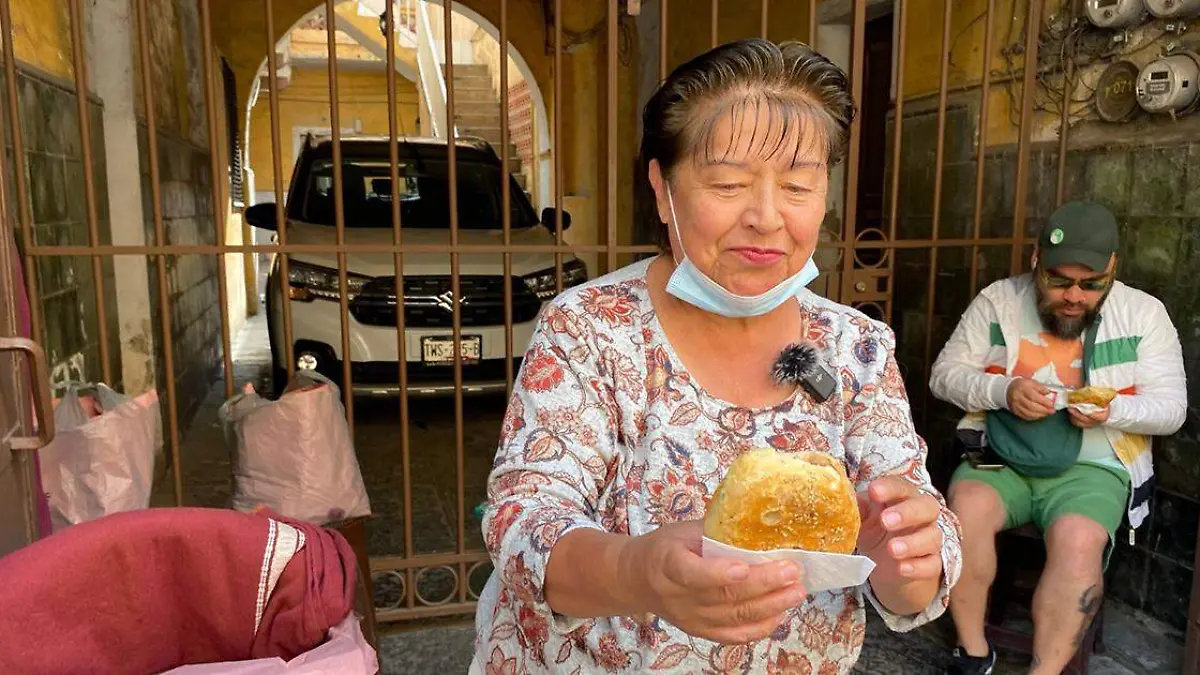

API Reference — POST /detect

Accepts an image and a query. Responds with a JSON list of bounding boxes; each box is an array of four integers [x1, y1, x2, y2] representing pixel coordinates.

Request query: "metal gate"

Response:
[[0, 0, 1058, 624]]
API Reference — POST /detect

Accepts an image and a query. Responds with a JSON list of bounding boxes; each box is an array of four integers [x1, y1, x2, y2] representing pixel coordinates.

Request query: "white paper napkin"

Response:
[[701, 537, 876, 594], [1046, 386, 1069, 410], [1049, 386, 1106, 415]]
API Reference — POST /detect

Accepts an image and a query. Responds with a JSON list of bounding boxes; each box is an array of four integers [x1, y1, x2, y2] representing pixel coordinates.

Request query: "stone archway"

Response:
[[233, 0, 553, 210]]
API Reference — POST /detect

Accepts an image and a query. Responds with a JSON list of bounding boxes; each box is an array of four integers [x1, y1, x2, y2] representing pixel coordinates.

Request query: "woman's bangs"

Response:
[[685, 93, 833, 169]]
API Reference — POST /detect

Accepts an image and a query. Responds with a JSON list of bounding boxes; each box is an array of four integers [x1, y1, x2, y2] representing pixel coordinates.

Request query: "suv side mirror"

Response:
[[540, 207, 572, 233], [245, 203, 278, 231]]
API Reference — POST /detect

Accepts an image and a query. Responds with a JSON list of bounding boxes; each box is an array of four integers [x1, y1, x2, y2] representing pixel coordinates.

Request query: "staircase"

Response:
[[443, 63, 529, 197]]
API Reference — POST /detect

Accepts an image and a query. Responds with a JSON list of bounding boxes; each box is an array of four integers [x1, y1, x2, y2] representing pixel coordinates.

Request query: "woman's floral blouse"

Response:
[[472, 259, 962, 675]]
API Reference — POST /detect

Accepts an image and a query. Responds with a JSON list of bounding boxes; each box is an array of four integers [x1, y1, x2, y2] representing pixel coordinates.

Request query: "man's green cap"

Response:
[[1039, 200, 1119, 272]]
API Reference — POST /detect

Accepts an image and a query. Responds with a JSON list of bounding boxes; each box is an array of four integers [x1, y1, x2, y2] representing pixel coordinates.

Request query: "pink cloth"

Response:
[[0, 507, 356, 675]]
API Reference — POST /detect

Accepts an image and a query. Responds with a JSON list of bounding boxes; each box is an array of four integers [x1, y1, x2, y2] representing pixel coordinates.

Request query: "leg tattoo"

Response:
[[1072, 584, 1102, 649]]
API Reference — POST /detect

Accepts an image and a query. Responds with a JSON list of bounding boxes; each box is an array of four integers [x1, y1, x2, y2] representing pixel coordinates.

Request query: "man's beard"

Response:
[[1035, 283, 1108, 339]]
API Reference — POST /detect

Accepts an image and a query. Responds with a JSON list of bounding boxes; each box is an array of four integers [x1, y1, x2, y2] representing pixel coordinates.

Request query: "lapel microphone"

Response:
[[772, 342, 837, 403]]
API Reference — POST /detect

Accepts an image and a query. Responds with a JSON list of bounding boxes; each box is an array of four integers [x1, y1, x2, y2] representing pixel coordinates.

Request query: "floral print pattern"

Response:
[[472, 259, 962, 674]]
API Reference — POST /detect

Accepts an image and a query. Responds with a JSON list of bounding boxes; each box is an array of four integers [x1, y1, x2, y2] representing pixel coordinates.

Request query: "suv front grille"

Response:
[[350, 275, 543, 328]]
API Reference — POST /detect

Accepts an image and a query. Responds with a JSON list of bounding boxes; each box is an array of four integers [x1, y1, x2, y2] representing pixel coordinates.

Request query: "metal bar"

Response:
[[134, 0, 183, 507], [711, 0, 718, 48], [1009, 0, 1043, 275], [264, 0, 296, 380], [24, 243, 663, 255], [67, 0, 112, 385], [0, 0, 43, 344], [0, 103, 39, 544], [920, 0, 954, 429], [968, 0, 997, 295], [325, 0, 356, 437], [838, 0, 865, 305], [1055, 0, 1078, 207], [1185, 513, 1200, 675], [443, 0, 467, 606], [375, 602, 484, 622], [607, 0, 617, 272], [25, 237, 1039, 256], [904, 68, 1064, 105], [761, 0, 768, 38], [884, 0, 907, 323], [660, 0, 668, 80], [501, 0, 515, 400], [383, 0, 415, 611], [553, 0, 564, 290], [371, 550, 491, 570], [199, 0, 235, 400], [808, 0, 817, 49]]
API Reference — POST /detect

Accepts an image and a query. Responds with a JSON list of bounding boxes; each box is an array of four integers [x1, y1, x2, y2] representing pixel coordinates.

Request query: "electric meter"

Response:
[[1146, 0, 1200, 19], [1136, 53, 1200, 113], [1085, 0, 1147, 28]]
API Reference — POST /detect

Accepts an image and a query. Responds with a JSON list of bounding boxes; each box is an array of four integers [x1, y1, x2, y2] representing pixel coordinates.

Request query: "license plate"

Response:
[[421, 335, 481, 365]]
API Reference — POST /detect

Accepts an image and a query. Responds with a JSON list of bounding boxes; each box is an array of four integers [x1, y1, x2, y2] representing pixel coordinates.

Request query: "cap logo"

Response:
[[1049, 228, 1064, 245]]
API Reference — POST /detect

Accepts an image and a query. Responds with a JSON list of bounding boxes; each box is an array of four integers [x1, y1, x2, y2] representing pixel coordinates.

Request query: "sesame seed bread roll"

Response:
[[704, 448, 860, 554]]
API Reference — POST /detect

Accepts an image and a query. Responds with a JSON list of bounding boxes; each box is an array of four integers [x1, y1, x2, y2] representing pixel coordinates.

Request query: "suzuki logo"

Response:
[[435, 290, 465, 313]]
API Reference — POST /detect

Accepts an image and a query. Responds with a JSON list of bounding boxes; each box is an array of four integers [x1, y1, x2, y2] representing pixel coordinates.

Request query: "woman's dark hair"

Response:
[[637, 39, 855, 248]]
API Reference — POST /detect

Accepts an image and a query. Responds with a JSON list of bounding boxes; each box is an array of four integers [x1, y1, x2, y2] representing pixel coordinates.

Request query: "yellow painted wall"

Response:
[[470, 26, 524, 99], [10, 0, 72, 80], [331, 4, 421, 74], [664, 0, 812, 77], [247, 66, 420, 194], [899, 0, 1059, 147], [129, 0, 209, 148]]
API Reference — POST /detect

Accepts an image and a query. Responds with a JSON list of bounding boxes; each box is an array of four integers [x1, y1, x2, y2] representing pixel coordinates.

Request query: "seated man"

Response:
[[929, 201, 1187, 675]]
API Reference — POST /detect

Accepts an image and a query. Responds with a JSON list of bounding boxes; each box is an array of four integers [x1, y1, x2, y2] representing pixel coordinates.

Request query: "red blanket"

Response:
[[0, 507, 356, 674]]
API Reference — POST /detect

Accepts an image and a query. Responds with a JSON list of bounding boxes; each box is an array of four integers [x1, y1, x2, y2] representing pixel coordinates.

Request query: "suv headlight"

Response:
[[522, 258, 588, 300], [287, 261, 371, 302]]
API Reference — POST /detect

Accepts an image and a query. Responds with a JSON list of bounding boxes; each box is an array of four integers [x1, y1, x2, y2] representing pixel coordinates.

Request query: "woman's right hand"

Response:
[[621, 520, 807, 644]]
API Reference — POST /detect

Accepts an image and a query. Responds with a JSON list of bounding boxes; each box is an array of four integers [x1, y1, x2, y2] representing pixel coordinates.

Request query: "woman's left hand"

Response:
[[855, 476, 944, 583]]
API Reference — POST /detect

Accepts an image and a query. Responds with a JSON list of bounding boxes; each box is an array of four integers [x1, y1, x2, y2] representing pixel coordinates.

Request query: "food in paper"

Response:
[[701, 448, 874, 593], [1066, 385, 1118, 416], [704, 448, 860, 554]]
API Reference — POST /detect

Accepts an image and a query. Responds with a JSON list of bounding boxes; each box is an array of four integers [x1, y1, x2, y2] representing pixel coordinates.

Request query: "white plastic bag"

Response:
[[158, 614, 379, 675], [222, 371, 371, 524], [38, 382, 160, 531]]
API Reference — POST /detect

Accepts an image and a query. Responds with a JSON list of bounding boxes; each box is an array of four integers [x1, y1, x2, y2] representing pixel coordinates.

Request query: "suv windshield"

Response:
[[299, 152, 538, 230]]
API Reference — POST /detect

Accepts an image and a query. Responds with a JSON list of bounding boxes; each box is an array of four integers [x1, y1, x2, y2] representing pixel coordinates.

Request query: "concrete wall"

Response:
[[130, 0, 230, 425], [246, 66, 421, 195], [3, 67, 121, 392]]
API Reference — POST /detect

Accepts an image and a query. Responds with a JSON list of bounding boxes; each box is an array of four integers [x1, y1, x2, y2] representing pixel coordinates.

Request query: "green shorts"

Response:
[[950, 461, 1130, 571]]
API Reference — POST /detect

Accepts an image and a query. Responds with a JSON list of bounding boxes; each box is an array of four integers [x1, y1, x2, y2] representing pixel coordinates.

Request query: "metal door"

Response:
[[0, 186, 54, 559]]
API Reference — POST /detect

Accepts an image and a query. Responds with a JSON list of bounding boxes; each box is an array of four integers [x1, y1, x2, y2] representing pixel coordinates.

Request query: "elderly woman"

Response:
[[471, 39, 962, 674]]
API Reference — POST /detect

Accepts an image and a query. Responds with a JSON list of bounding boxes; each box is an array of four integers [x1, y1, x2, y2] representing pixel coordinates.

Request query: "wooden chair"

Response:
[[985, 523, 1106, 675]]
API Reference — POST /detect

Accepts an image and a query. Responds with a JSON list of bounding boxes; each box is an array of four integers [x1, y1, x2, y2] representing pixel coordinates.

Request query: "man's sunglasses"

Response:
[[1037, 266, 1112, 292]]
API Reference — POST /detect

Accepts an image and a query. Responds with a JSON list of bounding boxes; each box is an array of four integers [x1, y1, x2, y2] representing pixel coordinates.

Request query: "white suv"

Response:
[[246, 136, 586, 398]]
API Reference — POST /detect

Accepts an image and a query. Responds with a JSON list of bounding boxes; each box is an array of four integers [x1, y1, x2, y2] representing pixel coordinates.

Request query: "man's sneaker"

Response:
[[946, 645, 996, 675]]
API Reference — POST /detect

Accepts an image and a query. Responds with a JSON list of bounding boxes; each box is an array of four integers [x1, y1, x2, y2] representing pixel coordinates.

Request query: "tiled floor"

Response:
[[158, 317, 1184, 674]]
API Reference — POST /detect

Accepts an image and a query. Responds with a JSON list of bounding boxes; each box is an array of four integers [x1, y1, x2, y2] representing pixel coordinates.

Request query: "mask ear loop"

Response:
[[665, 184, 685, 266]]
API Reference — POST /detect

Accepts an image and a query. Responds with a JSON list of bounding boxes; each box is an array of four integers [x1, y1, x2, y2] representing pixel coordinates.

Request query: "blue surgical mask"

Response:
[[663, 184, 819, 318]]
